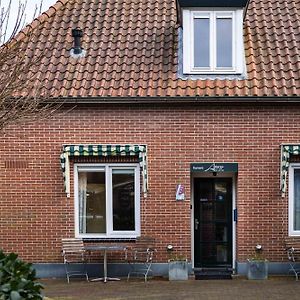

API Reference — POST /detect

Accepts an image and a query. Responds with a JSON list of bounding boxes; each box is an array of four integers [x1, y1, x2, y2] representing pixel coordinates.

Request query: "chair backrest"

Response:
[[284, 237, 300, 262], [62, 238, 85, 254], [285, 237, 300, 250], [126, 236, 156, 263], [135, 236, 156, 251]]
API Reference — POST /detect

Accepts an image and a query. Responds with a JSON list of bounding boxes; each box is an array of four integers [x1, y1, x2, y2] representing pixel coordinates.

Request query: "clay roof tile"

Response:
[[15, 0, 300, 99]]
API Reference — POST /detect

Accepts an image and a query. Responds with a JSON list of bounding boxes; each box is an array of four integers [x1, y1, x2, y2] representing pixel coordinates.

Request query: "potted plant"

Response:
[[247, 244, 268, 280], [167, 245, 189, 281]]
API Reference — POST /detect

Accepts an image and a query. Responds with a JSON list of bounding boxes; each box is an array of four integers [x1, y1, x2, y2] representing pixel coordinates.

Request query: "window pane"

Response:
[[216, 18, 232, 68], [112, 169, 135, 231], [294, 169, 300, 230], [194, 18, 210, 67], [78, 171, 106, 234]]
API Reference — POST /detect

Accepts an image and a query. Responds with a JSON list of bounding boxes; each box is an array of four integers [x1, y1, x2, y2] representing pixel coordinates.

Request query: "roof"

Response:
[[20, 0, 299, 99]]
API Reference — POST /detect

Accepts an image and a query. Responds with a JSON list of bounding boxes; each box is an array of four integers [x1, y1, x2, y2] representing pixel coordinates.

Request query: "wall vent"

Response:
[[4, 161, 29, 169]]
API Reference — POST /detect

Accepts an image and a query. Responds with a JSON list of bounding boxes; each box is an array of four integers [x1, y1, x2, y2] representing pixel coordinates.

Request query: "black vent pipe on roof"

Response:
[[71, 28, 83, 55]]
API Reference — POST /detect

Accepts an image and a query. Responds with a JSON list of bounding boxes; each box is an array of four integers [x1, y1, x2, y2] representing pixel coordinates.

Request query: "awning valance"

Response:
[[60, 144, 148, 197], [280, 144, 300, 197]]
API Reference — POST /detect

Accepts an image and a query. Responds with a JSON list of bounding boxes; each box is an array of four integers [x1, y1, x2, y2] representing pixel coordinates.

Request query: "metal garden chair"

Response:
[[61, 238, 89, 283], [125, 236, 156, 282], [285, 237, 300, 280]]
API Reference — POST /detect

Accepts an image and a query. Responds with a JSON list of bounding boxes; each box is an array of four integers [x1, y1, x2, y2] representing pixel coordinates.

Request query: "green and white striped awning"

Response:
[[60, 144, 148, 197], [280, 144, 300, 197]]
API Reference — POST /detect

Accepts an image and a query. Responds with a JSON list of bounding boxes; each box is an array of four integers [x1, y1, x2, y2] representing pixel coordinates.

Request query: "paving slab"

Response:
[[42, 277, 300, 300]]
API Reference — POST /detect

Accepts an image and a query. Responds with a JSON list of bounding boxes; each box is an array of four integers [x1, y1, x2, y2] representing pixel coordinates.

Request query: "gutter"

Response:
[[50, 96, 300, 105]]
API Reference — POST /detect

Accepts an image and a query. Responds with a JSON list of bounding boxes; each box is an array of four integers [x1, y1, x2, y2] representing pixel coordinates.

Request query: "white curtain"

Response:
[[78, 172, 87, 233]]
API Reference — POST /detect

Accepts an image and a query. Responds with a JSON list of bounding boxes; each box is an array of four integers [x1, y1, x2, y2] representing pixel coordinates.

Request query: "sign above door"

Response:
[[191, 163, 238, 173]]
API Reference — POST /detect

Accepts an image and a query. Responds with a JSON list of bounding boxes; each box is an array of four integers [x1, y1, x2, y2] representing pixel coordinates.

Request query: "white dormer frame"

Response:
[[182, 8, 244, 74]]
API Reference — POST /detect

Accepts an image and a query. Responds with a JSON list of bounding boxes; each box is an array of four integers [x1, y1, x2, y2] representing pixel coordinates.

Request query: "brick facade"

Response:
[[0, 103, 297, 265]]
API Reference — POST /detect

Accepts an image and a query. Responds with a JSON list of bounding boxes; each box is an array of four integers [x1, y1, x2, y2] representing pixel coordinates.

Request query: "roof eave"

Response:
[[48, 96, 300, 105]]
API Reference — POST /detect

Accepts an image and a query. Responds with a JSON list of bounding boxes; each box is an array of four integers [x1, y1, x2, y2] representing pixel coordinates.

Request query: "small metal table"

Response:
[[85, 245, 125, 283]]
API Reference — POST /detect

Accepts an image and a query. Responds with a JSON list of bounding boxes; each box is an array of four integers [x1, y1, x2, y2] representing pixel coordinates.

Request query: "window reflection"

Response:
[[194, 18, 210, 67], [216, 18, 233, 67], [112, 169, 135, 231], [294, 169, 300, 230], [78, 171, 106, 234]]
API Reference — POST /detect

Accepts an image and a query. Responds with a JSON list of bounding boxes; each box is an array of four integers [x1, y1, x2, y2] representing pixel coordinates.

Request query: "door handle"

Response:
[[195, 218, 199, 230]]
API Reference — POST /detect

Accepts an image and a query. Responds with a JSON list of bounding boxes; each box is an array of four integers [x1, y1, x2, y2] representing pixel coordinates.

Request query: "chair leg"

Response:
[[64, 261, 89, 283], [288, 262, 299, 281], [127, 261, 134, 281], [144, 267, 148, 282], [126, 261, 153, 282], [83, 261, 89, 282], [144, 262, 152, 282], [64, 262, 70, 283]]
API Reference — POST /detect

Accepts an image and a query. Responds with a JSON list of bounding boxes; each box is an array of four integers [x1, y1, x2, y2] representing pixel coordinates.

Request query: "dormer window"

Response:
[[182, 8, 244, 74]]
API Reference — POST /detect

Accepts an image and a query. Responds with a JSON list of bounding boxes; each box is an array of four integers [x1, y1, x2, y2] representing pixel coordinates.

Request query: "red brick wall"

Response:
[[0, 103, 298, 263]]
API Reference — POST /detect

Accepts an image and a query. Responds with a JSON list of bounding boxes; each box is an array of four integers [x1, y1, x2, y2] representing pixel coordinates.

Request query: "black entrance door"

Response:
[[194, 178, 233, 268]]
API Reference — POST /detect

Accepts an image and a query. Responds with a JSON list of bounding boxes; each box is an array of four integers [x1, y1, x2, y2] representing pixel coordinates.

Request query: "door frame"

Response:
[[191, 172, 237, 270]]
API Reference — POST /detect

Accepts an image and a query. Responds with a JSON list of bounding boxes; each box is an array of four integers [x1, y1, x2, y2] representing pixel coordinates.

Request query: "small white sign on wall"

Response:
[[176, 184, 185, 201]]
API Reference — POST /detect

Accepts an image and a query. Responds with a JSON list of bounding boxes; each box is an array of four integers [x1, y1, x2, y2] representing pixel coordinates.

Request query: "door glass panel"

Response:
[[215, 182, 228, 220], [78, 171, 106, 234], [216, 245, 228, 263], [194, 18, 210, 67], [215, 182, 227, 201], [112, 169, 135, 231], [199, 180, 213, 202], [200, 223, 215, 242], [215, 202, 227, 220], [216, 224, 228, 242], [201, 243, 228, 264], [294, 169, 300, 230], [216, 18, 232, 67], [201, 243, 216, 264], [200, 202, 214, 221]]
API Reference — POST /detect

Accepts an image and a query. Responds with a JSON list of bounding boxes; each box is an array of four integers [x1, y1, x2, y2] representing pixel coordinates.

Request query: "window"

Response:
[[74, 164, 140, 238], [182, 8, 244, 74], [289, 164, 300, 236]]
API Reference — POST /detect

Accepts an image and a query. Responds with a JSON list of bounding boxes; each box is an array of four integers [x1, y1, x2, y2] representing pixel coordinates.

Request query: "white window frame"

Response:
[[74, 163, 141, 239], [182, 8, 244, 74], [289, 163, 300, 236]]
